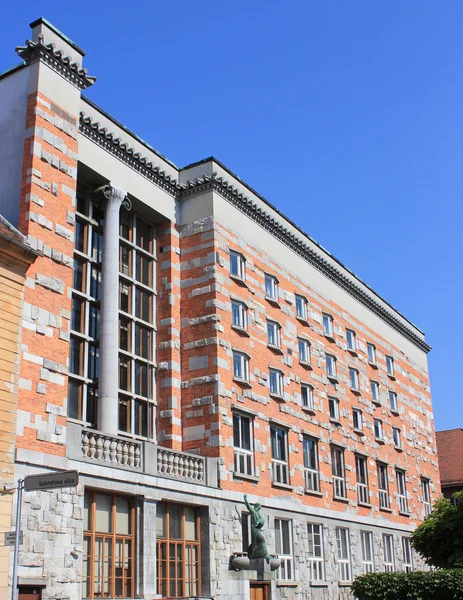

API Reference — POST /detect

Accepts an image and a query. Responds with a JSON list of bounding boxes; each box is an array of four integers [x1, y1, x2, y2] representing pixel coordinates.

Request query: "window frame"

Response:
[[233, 350, 250, 383], [264, 273, 279, 302], [233, 412, 255, 478], [307, 523, 325, 581], [396, 469, 409, 514], [301, 383, 315, 411], [275, 519, 293, 581], [356, 454, 370, 505], [389, 390, 398, 412], [325, 353, 337, 380], [367, 343, 377, 365], [386, 355, 395, 377], [303, 437, 320, 492], [269, 368, 284, 398], [361, 530, 375, 574], [374, 418, 383, 442], [353, 408, 363, 432], [383, 534, 395, 573], [331, 446, 346, 499], [329, 397, 340, 422], [393, 427, 402, 449], [298, 337, 311, 365], [229, 250, 246, 281], [349, 367, 360, 391], [370, 380, 380, 404], [295, 294, 308, 321], [402, 537, 414, 573], [270, 425, 289, 485], [231, 299, 248, 331], [335, 527, 352, 582], [267, 319, 281, 349], [377, 462, 390, 510], [323, 313, 334, 338], [346, 328, 357, 352], [421, 478, 432, 517]]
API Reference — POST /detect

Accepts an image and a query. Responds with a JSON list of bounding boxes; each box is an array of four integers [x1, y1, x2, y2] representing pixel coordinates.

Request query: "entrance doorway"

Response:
[[250, 581, 270, 600], [18, 587, 42, 600]]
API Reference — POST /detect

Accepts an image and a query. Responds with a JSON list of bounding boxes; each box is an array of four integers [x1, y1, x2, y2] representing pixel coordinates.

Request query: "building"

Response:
[[0, 17, 440, 600], [436, 429, 463, 499], [0, 215, 38, 599]]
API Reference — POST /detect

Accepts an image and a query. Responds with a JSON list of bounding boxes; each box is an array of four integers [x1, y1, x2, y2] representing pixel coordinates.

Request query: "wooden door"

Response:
[[18, 587, 42, 600], [250, 581, 270, 600]]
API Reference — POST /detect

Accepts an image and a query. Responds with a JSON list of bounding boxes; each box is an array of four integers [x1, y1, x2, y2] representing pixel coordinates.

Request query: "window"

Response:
[[265, 273, 279, 301], [335, 527, 352, 582], [374, 419, 383, 441], [275, 519, 293, 581], [349, 368, 359, 391], [346, 328, 357, 352], [329, 397, 340, 422], [371, 380, 380, 403], [298, 338, 311, 364], [356, 455, 369, 505], [389, 391, 398, 412], [271, 426, 289, 485], [353, 408, 363, 432], [331, 446, 346, 499], [421, 478, 432, 517], [393, 427, 402, 449], [230, 250, 245, 280], [386, 355, 395, 377], [267, 320, 281, 348], [303, 437, 320, 492], [323, 313, 334, 337], [295, 294, 308, 321], [325, 354, 337, 379], [307, 524, 325, 581], [383, 534, 395, 572], [156, 503, 201, 598], [361, 531, 375, 574], [231, 300, 248, 330], [241, 512, 251, 553], [377, 463, 390, 509], [233, 351, 249, 382], [402, 537, 413, 572], [367, 343, 377, 365], [83, 491, 134, 599], [301, 384, 314, 411], [269, 369, 284, 397], [396, 469, 408, 513], [233, 413, 254, 477]]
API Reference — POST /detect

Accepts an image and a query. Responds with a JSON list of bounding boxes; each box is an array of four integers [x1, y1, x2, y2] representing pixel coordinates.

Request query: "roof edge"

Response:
[[29, 17, 85, 56]]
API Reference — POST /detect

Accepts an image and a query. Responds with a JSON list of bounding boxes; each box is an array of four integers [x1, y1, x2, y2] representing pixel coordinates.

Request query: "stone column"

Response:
[[97, 184, 130, 435]]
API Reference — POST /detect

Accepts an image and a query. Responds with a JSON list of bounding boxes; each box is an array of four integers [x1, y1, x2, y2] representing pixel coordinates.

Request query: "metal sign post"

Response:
[[11, 470, 78, 600]]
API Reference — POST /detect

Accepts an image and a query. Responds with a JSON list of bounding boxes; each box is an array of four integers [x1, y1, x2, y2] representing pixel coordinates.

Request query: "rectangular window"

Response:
[[267, 320, 281, 348], [298, 338, 310, 364], [329, 397, 340, 421], [353, 408, 363, 432], [396, 469, 408, 513], [356, 455, 369, 505], [374, 419, 383, 441], [402, 537, 414, 573], [269, 369, 284, 397], [421, 478, 432, 517], [335, 527, 352, 582], [295, 294, 308, 320], [389, 391, 398, 412], [233, 351, 249, 382], [233, 413, 254, 477], [301, 384, 314, 411], [361, 531, 375, 574], [303, 437, 320, 492], [323, 313, 334, 337], [83, 491, 134, 599], [349, 368, 359, 390], [331, 447, 346, 499], [368, 343, 377, 365], [377, 463, 390, 509], [326, 354, 337, 379], [231, 300, 248, 330], [275, 519, 293, 581], [383, 534, 395, 572], [386, 355, 395, 376], [156, 503, 201, 598], [307, 523, 325, 581], [271, 426, 289, 485], [346, 328, 356, 351], [265, 273, 279, 301], [230, 250, 245, 280], [371, 380, 380, 403], [393, 427, 402, 449]]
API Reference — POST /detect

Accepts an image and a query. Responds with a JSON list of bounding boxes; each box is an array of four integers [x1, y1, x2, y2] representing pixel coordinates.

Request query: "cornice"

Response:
[[79, 113, 181, 197], [179, 175, 431, 354], [16, 39, 96, 90], [76, 112, 430, 353]]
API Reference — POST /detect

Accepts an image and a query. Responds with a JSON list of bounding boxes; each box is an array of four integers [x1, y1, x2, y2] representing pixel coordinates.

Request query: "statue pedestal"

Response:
[[231, 553, 281, 573]]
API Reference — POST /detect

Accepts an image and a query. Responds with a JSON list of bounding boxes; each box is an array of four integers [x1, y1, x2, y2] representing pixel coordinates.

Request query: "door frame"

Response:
[[250, 580, 270, 600]]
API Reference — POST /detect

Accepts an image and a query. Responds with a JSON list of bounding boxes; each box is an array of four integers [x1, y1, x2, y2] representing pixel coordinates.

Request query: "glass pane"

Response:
[[136, 253, 152, 286], [73, 259, 85, 292], [135, 324, 150, 359], [119, 397, 129, 433], [185, 507, 197, 541], [134, 400, 148, 437], [169, 505, 182, 539], [120, 282, 131, 313], [136, 220, 152, 251], [119, 318, 130, 352], [70, 338, 83, 376], [84, 493, 91, 530], [68, 380, 82, 420], [156, 503, 166, 538], [95, 494, 112, 533], [120, 245, 131, 276], [116, 497, 130, 534], [75, 219, 87, 253]]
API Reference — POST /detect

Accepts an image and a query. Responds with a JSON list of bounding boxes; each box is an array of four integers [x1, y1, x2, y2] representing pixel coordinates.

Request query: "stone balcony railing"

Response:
[[67, 421, 218, 487]]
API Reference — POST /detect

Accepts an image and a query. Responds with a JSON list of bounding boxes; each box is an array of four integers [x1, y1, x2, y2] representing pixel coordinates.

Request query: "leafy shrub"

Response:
[[351, 570, 463, 600]]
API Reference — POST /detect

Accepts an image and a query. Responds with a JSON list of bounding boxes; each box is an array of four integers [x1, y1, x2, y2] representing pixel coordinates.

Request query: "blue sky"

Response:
[[2, 2, 461, 431]]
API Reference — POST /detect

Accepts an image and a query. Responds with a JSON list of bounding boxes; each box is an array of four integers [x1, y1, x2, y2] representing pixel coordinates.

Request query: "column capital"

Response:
[[94, 184, 131, 211]]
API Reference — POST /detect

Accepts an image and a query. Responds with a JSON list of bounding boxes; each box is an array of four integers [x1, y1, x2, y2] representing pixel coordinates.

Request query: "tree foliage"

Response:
[[352, 570, 463, 600], [411, 491, 463, 569]]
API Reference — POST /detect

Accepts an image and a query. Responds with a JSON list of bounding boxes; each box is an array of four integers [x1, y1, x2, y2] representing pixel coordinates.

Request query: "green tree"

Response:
[[411, 491, 463, 569]]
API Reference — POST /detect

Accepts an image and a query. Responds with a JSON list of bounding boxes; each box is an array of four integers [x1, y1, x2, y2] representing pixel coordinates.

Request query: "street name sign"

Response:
[[24, 470, 79, 492], [4, 531, 22, 546]]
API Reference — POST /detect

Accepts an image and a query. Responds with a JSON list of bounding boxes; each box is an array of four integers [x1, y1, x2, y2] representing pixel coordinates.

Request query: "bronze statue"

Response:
[[244, 494, 271, 559]]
